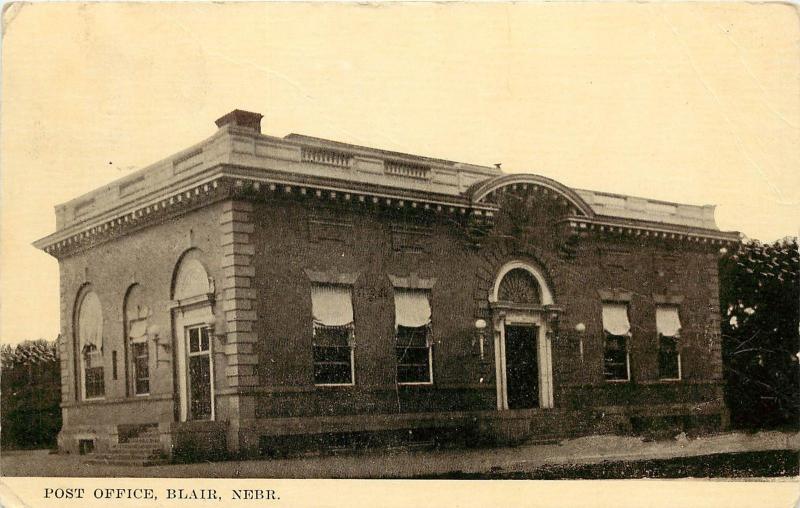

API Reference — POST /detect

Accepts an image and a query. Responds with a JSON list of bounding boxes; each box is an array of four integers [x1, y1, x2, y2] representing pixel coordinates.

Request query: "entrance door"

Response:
[[505, 324, 539, 409], [186, 325, 213, 421]]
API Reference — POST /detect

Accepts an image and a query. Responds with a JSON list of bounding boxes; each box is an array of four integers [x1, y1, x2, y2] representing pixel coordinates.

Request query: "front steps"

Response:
[[85, 426, 168, 466]]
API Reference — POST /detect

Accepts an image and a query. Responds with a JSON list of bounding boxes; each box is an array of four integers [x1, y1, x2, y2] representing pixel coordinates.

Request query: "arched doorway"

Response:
[[171, 251, 215, 422], [490, 261, 555, 410]]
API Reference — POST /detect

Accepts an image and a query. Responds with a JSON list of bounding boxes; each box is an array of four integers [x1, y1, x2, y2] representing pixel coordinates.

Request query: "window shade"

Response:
[[602, 303, 630, 336], [656, 306, 682, 337], [128, 319, 148, 339], [311, 284, 353, 327], [394, 289, 431, 328], [78, 292, 103, 349]]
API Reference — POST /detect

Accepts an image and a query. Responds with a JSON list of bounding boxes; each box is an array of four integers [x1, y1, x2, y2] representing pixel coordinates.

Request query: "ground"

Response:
[[1, 431, 797, 479]]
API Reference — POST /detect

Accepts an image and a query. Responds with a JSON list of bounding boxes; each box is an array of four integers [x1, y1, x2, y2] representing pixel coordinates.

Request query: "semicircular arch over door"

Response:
[[171, 250, 216, 422]]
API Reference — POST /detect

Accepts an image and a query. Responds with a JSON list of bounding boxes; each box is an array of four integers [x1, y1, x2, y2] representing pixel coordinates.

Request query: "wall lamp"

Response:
[[206, 315, 228, 347], [474, 318, 487, 360], [543, 305, 564, 338], [575, 322, 586, 363], [147, 324, 171, 364]]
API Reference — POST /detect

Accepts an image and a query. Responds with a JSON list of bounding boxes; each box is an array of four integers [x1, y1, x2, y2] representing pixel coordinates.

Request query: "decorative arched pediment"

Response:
[[490, 260, 554, 306], [469, 173, 594, 218], [497, 268, 541, 305], [172, 251, 212, 301]]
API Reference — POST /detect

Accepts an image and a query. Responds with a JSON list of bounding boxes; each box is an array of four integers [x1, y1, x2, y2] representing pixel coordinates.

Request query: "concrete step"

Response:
[[127, 432, 159, 438], [83, 426, 166, 466], [113, 443, 162, 451], [123, 437, 160, 444], [94, 451, 162, 461]]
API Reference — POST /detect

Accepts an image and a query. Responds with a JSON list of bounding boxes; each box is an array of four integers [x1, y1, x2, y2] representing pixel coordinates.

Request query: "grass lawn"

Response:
[[416, 450, 799, 479]]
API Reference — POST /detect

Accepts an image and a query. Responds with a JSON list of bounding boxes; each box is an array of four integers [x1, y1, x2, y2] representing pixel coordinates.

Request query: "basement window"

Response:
[[78, 439, 95, 455]]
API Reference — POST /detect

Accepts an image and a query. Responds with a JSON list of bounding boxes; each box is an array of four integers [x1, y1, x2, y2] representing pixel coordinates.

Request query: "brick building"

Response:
[[34, 110, 740, 460]]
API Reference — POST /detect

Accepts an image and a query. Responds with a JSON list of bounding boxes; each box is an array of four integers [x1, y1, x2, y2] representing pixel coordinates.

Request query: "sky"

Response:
[[1, 2, 798, 345]]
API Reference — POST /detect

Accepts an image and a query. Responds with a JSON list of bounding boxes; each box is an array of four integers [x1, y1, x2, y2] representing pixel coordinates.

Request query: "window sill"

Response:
[[314, 383, 355, 388], [397, 382, 434, 386], [604, 379, 630, 383]]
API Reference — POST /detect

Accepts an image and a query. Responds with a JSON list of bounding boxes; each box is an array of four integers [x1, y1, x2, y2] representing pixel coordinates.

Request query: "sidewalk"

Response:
[[2, 430, 798, 478]]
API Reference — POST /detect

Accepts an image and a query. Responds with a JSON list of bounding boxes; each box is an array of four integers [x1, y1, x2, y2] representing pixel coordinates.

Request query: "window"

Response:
[[311, 284, 355, 385], [394, 289, 433, 384], [657, 305, 682, 380], [602, 302, 631, 381], [125, 284, 150, 396], [132, 340, 150, 395], [82, 344, 105, 399], [76, 290, 105, 400], [128, 319, 150, 395], [187, 326, 213, 420], [78, 439, 95, 455]]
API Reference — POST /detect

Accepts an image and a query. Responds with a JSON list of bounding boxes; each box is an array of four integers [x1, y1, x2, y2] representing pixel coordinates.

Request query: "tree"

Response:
[[719, 237, 800, 429], [1, 338, 62, 449]]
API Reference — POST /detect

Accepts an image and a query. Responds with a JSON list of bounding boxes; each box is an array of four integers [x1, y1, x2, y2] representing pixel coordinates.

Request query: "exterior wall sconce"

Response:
[[575, 322, 586, 363], [544, 304, 564, 339], [207, 315, 228, 347], [206, 277, 217, 305], [474, 318, 487, 360], [147, 324, 170, 364]]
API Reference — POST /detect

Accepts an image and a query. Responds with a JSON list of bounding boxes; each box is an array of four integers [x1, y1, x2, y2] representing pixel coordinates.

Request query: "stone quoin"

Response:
[[34, 109, 740, 460]]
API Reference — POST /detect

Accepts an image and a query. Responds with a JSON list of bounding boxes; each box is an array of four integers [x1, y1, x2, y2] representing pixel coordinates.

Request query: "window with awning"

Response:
[[125, 284, 151, 396], [77, 290, 105, 399], [602, 302, 630, 381], [312, 284, 354, 328], [656, 306, 682, 337], [311, 284, 354, 385], [657, 305, 682, 379], [394, 289, 433, 384], [602, 303, 631, 336], [128, 318, 149, 395], [128, 319, 148, 340], [394, 289, 432, 329]]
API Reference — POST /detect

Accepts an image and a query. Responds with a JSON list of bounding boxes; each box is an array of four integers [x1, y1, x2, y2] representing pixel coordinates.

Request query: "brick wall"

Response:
[[247, 189, 724, 417], [55, 189, 726, 448], [58, 202, 227, 430]]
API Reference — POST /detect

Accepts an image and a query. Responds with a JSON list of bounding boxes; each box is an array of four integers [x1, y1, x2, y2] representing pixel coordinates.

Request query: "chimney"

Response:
[[215, 109, 263, 133]]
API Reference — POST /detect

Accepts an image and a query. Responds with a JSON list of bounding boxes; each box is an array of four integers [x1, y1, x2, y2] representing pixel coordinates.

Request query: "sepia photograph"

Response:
[[0, 2, 798, 506]]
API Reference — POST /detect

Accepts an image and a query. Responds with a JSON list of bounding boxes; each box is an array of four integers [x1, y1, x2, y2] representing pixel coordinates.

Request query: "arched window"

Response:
[[76, 290, 104, 400], [173, 257, 212, 301], [497, 268, 541, 305], [124, 284, 151, 396]]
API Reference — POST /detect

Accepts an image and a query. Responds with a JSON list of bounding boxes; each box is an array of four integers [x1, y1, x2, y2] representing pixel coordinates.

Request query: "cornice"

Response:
[[559, 216, 740, 245], [34, 170, 498, 259]]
